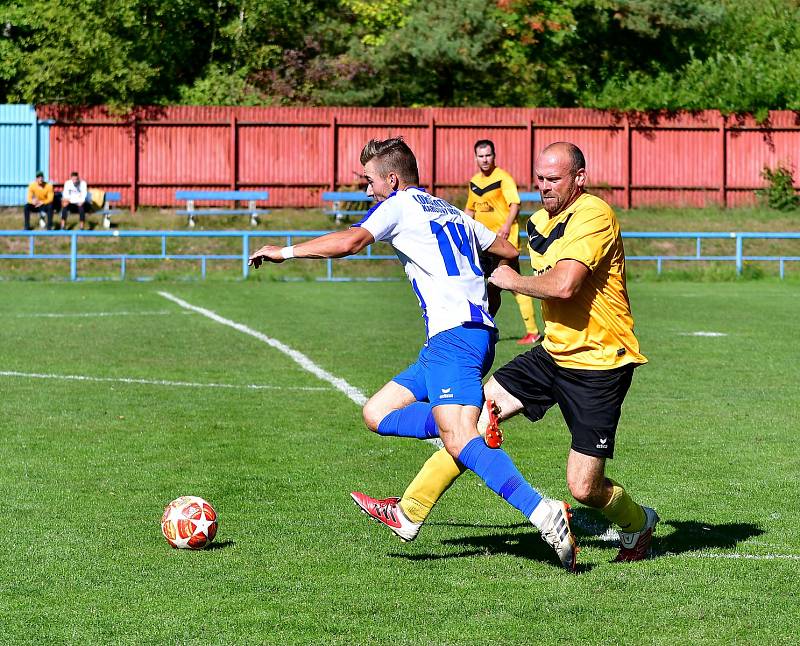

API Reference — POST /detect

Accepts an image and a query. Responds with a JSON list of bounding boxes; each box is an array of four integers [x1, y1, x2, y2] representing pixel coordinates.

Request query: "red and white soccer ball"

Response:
[[161, 496, 218, 549]]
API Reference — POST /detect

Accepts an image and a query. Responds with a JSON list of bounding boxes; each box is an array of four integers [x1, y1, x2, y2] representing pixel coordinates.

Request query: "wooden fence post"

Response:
[[131, 116, 138, 213], [428, 110, 436, 193], [623, 115, 632, 209], [527, 118, 534, 190], [329, 115, 337, 191], [720, 113, 727, 207], [230, 112, 238, 191]]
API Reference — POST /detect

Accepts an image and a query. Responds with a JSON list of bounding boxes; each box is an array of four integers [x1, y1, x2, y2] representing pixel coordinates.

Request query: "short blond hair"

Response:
[[360, 138, 420, 185]]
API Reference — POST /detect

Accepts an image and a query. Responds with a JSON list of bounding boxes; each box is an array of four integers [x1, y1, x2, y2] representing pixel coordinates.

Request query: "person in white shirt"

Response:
[[248, 137, 578, 571], [60, 171, 88, 230]]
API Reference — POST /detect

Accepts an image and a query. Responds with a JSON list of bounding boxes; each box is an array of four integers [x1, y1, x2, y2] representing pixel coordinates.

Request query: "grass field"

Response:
[[1, 278, 799, 644]]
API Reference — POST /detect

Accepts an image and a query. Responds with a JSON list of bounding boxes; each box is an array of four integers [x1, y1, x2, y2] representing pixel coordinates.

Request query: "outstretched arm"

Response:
[[489, 258, 588, 300], [249, 227, 375, 268]]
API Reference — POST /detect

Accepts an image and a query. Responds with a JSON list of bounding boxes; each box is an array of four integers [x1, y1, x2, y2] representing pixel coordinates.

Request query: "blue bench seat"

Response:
[[175, 190, 270, 227], [95, 191, 122, 229], [518, 191, 542, 217], [322, 191, 372, 222]]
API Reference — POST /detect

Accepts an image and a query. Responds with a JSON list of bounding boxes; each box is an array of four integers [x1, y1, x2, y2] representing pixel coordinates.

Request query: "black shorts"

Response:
[[479, 251, 501, 279], [479, 252, 520, 279], [493, 344, 636, 458]]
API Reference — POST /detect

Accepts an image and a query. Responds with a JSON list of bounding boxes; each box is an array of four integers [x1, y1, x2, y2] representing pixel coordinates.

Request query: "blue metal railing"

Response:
[[1, 230, 799, 281]]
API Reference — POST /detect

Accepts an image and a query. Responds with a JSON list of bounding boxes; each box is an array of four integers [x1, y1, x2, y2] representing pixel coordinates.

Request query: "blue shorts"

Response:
[[393, 325, 497, 409]]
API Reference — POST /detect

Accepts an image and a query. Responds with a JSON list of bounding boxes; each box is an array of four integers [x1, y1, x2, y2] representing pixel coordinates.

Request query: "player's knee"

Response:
[[567, 477, 603, 508], [439, 430, 463, 460]]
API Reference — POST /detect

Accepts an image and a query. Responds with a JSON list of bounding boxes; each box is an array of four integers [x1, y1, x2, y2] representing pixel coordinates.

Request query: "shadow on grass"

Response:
[[205, 539, 235, 551], [390, 523, 593, 573], [569, 507, 764, 556], [655, 520, 764, 555]]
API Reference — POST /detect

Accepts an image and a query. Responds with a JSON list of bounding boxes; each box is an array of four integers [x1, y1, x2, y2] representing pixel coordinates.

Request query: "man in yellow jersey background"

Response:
[[465, 140, 541, 345], [23, 171, 54, 230], [353, 142, 658, 564]]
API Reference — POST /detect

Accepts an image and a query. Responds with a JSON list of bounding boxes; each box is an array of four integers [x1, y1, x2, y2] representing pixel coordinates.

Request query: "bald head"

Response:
[[540, 142, 585, 174], [535, 142, 587, 216]]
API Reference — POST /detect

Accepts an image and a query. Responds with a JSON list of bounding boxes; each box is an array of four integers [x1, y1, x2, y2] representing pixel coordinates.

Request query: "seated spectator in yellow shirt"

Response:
[[24, 171, 55, 230]]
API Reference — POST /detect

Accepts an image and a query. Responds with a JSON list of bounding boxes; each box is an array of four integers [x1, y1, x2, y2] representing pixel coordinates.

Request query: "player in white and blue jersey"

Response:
[[249, 138, 577, 571]]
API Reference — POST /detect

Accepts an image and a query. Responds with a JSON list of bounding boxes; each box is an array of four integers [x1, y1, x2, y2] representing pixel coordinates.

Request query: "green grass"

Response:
[[1, 280, 799, 644]]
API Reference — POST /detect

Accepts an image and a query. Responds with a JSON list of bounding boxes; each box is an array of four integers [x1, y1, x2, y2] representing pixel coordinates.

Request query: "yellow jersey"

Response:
[[466, 167, 522, 249], [27, 181, 54, 205], [527, 193, 647, 370]]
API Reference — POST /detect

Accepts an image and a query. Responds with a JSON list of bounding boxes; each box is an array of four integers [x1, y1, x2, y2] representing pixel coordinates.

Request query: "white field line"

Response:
[[158, 291, 368, 406], [10, 310, 188, 318], [679, 331, 728, 337], [0, 370, 330, 392], [674, 553, 800, 561]]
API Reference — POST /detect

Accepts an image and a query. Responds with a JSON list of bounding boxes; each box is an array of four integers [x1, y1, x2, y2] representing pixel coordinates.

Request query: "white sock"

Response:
[[528, 498, 552, 531]]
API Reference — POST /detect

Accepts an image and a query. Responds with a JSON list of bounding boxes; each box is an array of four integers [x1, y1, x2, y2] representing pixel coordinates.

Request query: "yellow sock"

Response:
[[400, 448, 466, 523], [514, 293, 539, 335], [601, 478, 646, 532]]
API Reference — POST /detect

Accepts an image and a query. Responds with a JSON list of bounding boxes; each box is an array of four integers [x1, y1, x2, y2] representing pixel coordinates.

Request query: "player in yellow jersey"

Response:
[[465, 140, 541, 345], [352, 142, 659, 564]]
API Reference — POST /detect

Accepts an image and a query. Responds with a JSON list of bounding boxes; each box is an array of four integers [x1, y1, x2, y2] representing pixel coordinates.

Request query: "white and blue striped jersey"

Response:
[[354, 187, 497, 339]]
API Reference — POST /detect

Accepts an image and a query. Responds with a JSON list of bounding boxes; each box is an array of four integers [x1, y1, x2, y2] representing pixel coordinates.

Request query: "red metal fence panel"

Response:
[[38, 105, 800, 211]]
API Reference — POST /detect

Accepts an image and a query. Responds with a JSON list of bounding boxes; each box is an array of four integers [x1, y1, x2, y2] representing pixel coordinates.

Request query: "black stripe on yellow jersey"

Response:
[[469, 180, 503, 196], [527, 214, 574, 254]]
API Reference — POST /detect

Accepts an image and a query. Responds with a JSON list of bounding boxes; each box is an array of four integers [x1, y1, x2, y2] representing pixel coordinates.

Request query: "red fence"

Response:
[[40, 106, 800, 211]]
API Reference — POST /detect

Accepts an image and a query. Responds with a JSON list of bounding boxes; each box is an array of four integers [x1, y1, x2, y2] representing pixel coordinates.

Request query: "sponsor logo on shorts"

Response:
[[596, 437, 608, 450], [439, 387, 454, 400]]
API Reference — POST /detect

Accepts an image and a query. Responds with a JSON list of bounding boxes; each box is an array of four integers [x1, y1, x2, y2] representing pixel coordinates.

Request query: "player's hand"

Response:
[[248, 245, 285, 268], [488, 264, 519, 291], [497, 224, 511, 240]]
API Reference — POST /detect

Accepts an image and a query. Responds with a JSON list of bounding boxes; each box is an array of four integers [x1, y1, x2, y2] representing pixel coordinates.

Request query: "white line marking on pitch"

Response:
[[0, 370, 330, 392], [668, 552, 800, 561], [158, 291, 368, 406], [679, 331, 728, 337], [9, 310, 189, 319]]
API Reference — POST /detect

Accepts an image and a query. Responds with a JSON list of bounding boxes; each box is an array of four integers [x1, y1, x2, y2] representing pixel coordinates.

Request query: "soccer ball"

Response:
[[161, 496, 218, 549]]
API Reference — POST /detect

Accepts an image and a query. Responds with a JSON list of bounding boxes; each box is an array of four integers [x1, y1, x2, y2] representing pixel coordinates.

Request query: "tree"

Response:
[[581, 0, 800, 116], [1, 0, 223, 107]]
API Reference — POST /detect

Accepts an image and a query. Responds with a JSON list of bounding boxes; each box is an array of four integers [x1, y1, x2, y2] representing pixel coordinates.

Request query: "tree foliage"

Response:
[[1, 0, 799, 114]]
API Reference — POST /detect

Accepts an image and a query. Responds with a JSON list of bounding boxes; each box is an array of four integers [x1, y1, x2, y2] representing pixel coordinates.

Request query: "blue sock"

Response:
[[376, 403, 439, 439], [458, 437, 542, 517]]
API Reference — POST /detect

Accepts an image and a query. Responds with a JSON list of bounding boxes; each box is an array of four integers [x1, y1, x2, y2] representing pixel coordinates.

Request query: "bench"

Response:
[[53, 190, 122, 229], [518, 191, 542, 217], [322, 191, 372, 222], [94, 191, 122, 229], [175, 190, 270, 227]]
